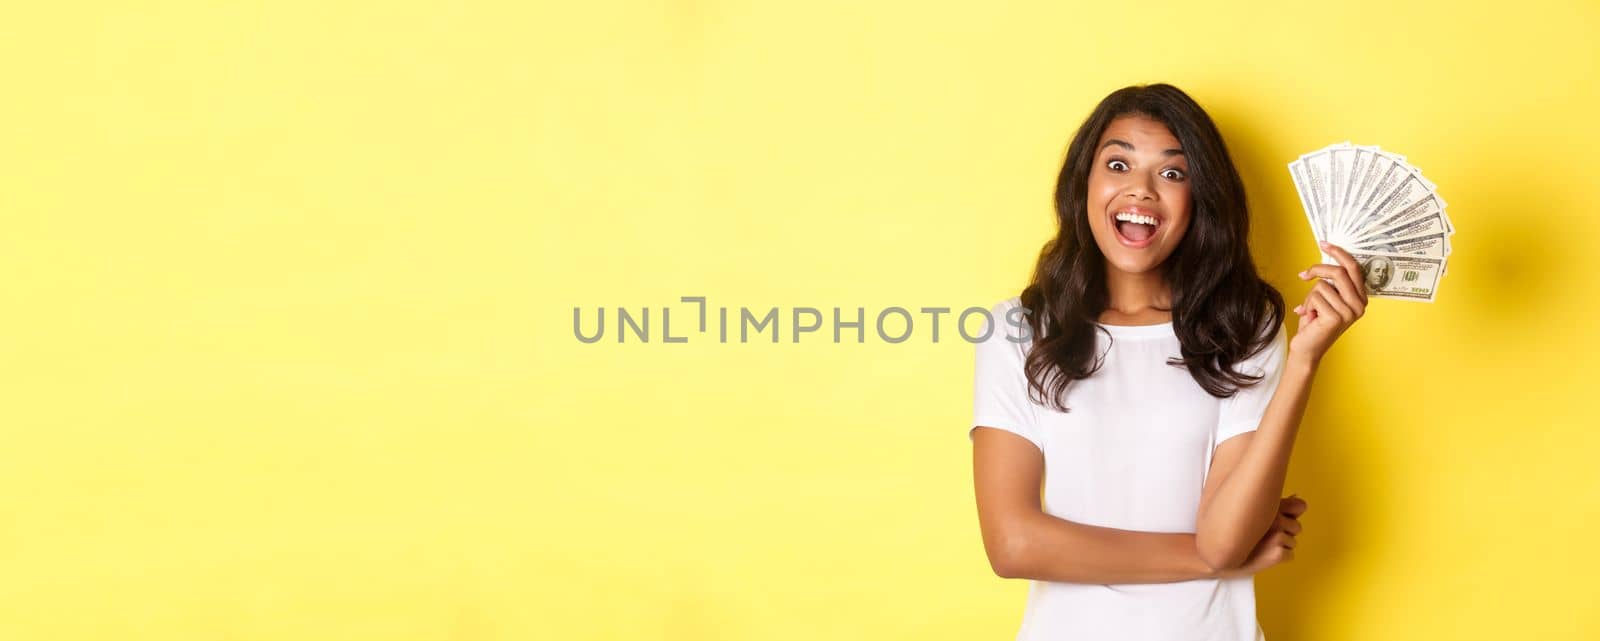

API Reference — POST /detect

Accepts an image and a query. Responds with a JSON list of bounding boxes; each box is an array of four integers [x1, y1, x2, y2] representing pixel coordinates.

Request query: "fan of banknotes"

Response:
[[1288, 142, 1452, 302]]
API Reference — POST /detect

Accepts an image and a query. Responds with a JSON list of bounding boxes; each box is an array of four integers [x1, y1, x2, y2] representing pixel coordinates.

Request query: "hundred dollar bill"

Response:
[[1355, 210, 1451, 243], [1337, 146, 1380, 236], [1327, 142, 1356, 237], [1289, 158, 1326, 243], [1341, 154, 1408, 242], [1354, 231, 1451, 259], [1347, 154, 1437, 232], [1345, 162, 1430, 238], [1350, 250, 1445, 302], [1302, 149, 1337, 262], [1358, 188, 1452, 240], [1354, 191, 1453, 240]]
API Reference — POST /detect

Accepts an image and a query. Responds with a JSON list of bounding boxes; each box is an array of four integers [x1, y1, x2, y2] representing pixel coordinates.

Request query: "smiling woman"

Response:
[[968, 83, 1367, 641]]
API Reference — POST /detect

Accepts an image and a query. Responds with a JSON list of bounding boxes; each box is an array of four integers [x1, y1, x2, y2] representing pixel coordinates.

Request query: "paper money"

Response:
[[1349, 251, 1446, 302], [1288, 143, 1454, 302]]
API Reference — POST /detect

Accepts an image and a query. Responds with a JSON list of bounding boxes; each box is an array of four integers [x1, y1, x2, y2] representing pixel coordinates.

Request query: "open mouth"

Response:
[[1111, 209, 1161, 248]]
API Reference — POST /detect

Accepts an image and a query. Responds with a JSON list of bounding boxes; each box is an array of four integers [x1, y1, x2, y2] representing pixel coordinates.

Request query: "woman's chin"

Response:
[[1104, 253, 1166, 275]]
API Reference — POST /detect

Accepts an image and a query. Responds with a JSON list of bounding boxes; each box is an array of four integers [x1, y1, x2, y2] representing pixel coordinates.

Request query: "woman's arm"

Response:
[[975, 427, 1302, 583], [1193, 359, 1316, 570], [1194, 242, 1368, 570], [974, 427, 1218, 583], [1000, 510, 1220, 584]]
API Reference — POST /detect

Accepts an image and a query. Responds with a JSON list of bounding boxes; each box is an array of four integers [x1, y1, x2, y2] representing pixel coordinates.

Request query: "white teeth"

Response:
[[1114, 211, 1158, 226]]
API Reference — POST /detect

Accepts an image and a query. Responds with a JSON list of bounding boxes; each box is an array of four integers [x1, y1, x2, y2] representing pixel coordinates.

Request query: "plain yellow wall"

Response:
[[2, 1, 1598, 639]]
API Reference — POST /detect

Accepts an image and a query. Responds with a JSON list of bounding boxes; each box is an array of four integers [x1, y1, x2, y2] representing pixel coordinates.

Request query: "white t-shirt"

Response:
[[969, 296, 1288, 641]]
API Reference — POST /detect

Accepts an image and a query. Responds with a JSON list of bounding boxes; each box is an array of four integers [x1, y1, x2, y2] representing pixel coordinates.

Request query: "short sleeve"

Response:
[[969, 298, 1044, 451], [1214, 320, 1289, 449]]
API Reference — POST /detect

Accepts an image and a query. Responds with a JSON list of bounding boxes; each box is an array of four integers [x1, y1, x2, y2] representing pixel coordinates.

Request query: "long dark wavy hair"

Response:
[[1019, 83, 1285, 412]]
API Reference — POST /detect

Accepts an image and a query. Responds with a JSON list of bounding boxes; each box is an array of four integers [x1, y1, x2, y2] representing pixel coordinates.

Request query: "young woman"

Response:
[[968, 84, 1368, 641]]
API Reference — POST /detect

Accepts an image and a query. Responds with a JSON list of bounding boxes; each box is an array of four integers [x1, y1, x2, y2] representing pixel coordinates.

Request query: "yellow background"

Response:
[[2, 1, 1597, 639]]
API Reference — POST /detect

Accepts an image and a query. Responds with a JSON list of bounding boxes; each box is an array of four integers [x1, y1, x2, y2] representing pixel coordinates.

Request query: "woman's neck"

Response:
[[1101, 264, 1172, 323]]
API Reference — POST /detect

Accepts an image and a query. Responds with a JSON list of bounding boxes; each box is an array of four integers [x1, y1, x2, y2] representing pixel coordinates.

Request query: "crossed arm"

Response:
[[970, 359, 1316, 582]]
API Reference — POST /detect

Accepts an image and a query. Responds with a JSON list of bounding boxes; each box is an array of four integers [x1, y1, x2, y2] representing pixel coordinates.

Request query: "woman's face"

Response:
[[1085, 114, 1193, 277]]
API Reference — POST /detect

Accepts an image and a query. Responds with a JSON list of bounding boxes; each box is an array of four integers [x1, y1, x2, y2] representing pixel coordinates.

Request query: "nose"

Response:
[[1122, 173, 1157, 201]]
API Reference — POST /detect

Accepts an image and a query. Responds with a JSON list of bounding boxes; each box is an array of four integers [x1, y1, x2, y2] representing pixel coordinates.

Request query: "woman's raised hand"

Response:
[[1289, 242, 1368, 366], [1218, 495, 1307, 579]]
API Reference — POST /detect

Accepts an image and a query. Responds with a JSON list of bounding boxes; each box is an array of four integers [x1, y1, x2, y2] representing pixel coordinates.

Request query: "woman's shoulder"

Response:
[[977, 296, 1035, 347], [991, 295, 1024, 315], [978, 296, 1028, 327]]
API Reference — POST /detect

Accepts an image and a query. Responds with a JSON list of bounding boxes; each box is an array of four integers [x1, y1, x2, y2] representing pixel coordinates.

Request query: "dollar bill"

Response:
[[1289, 158, 1325, 243], [1354, 192, 1453, 242], [1338, 155, 1407, 243], [1344, 164, 1432, 240], [1355, 231, 1451, 259], [1327, 142, 1356, 236], [1350, 250, 1445, 302], [1356, 210, 1450, 243], [1289, 142, 1454, 300], [1303, 150, 1337, 262], [1337, 146, 1380, 236]]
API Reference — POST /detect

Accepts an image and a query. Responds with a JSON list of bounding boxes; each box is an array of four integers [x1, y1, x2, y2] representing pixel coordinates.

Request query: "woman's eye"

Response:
[[1161, 168, 1186, 180], [1106, 159, 1129, 171]]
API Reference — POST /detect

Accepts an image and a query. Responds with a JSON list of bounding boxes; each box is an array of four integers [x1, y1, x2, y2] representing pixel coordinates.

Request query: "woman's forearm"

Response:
[[1002, 511, 1219, 584], [1194, 355, 1318, 569]]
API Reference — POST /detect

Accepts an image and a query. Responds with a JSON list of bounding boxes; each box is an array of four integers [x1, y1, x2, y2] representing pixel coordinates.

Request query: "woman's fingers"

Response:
[[1295, 287, 1323, 320], [1280, 495, 1308, 517], [1313, 281, 1353, 322], [1301, 264, 1366, 318], [1301, 292, 1327, 327], [1320, 243, 1369, 305], [1310, 283, 1352, 324]]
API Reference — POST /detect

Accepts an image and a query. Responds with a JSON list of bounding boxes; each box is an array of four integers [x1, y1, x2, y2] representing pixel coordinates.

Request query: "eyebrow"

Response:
[[1100, 139, 1184, 157]]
